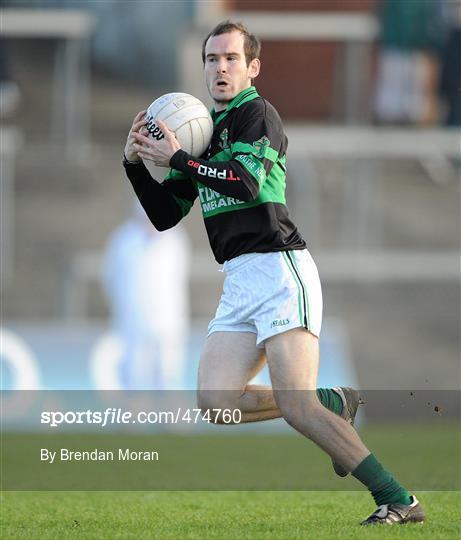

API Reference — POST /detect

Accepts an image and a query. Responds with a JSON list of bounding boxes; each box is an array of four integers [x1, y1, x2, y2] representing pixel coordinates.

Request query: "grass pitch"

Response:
[[1, 490, 459, 539], [2, 424, 459, 538]]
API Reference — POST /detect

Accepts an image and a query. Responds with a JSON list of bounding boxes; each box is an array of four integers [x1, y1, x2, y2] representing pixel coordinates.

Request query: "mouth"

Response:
[[215, 80, 230, 89]]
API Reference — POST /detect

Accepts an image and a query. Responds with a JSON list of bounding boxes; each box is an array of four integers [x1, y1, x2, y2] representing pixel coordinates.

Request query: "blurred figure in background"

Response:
[[103, 200, 190, 390], [438, 1, 461, 127], [373, 0, 445, 125], [0, 40, 20, 118]]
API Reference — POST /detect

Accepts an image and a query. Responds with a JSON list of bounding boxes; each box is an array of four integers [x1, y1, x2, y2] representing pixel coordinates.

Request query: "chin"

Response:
[[214, 91, 235, 103], [214, 98, 231, 105]]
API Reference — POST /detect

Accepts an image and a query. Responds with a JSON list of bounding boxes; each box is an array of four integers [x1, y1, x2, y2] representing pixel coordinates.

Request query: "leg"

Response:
[[197, 331, 281, 423], [198, 331, 357, 425], [265, 327, 369, 471], [265, 327, 416, 516], [201, 251, 351, 424]]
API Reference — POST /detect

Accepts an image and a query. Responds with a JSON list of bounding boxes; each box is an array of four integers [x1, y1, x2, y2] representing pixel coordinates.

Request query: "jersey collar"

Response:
[[211, 86, 259, 126]]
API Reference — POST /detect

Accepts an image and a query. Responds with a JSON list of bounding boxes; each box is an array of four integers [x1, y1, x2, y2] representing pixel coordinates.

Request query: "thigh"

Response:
[[252, 250, 323, 347], [198, 331, 266, 391], [265, 327, 319, 391]]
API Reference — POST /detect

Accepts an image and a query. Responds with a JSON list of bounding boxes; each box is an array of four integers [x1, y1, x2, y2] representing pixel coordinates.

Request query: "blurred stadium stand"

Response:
[[0, 0, 459, 399], [0, 126, 21, 283], [0, 8, 95, 158], [2, 318, 359, 393], [183, 0, 378, 123]]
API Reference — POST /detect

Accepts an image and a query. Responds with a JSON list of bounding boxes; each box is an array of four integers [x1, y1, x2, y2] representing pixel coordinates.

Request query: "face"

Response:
[[204, 31, 260, 111]]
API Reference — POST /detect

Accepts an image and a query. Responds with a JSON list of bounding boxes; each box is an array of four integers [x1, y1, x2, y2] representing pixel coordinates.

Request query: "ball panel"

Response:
[[174, 123, 193, 154], [191, 119, 204, 156], [146, 92, 190, 120], [162, 105, 210, 132], [197, 116, 214, 144], [145, 92, 213, 159]]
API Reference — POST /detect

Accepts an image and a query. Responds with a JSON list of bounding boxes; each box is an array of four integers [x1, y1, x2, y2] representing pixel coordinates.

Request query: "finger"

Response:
[[133, 144, 154, 159], [130, 112, 146, 129], [156, 119, 174, 139], [134, 117, 147, 127], [132, 131, 152, 145], [132, 118, 148, 132], [133, 110, 147, 124]]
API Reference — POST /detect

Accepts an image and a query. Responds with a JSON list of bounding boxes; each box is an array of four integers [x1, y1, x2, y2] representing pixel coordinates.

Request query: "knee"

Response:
[[197, 389, 239, 424], [279, 406, 307, 435], [275, 392, 322, 437]]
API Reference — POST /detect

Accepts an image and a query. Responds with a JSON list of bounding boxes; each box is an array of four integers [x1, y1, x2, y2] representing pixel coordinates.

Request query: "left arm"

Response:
[[132, 118, 281, 202], [168, 149, 259, 202]]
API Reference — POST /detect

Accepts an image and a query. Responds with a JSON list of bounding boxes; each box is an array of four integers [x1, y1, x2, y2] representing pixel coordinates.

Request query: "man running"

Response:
[[123, 21, 425, 526]]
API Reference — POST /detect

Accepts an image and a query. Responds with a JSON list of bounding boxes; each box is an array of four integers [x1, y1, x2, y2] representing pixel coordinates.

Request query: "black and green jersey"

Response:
[[124, 86, 306, 263]]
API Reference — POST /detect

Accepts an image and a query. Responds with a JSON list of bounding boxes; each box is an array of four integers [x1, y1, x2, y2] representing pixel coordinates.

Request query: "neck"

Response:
[[213, 85, 254, 112], [214, 102, 229, 112]]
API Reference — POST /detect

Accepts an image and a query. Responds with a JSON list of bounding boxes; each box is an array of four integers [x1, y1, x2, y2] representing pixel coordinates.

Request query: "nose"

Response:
[[216, 58, 227, 74]]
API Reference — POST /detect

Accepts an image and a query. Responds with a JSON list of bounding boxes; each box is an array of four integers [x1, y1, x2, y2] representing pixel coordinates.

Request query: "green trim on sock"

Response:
[[352, 453, 412, 506], [317, 388, 343, 416]]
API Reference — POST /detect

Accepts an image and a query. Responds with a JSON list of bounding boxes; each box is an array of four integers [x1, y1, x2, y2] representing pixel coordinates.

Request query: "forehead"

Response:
[[205, 31, 245, 56]]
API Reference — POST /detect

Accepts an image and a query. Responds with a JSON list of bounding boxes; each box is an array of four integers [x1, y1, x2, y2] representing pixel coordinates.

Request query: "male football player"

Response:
[[123, 21, 425, 525]]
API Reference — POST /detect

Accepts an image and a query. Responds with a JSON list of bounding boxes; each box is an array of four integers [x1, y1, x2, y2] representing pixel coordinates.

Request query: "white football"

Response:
[[145, 92, 213, 165]]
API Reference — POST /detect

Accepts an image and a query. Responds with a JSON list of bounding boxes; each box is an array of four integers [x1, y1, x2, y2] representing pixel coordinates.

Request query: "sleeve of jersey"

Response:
[[123, 160, 196, 231], [169, 149, 258, 202], [231, 115, 283, 189], [170, 115, 282, 202]]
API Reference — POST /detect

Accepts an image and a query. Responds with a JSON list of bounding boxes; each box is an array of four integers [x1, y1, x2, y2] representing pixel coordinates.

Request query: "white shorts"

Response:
[[208, 250, 323, 347]]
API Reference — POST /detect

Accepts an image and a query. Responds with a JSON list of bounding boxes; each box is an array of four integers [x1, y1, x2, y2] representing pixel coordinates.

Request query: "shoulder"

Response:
[[235, 95, 283, 126]]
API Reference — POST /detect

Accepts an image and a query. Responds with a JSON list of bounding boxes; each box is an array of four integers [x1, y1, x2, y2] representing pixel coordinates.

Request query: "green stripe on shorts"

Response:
[[288, 250, 311, 329], [282, 251, 304, 326]]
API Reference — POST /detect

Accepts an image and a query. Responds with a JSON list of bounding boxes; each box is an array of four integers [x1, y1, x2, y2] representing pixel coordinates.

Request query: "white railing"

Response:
[[0, 8, 96, 160], [1, 127, 22, 285]]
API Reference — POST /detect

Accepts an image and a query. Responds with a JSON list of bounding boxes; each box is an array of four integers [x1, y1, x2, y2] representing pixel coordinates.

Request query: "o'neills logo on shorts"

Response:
[[271, 318, 290, 328]]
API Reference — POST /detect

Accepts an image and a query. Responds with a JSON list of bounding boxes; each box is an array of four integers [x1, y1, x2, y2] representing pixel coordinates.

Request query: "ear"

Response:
[[249, 58, 260, 79]]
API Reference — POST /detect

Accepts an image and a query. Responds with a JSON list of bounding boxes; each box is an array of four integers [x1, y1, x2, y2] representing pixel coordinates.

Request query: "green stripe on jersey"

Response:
[[196, 156, 286, 218], [210, 148, 233, 162], [278, 155, 287, 172], [164, 168, 189, 181], [260, 159, 286, 203], [234, 154, 267, 185], [196, 184, 282, 218], [213, 87, 259, 126], [172, 194, 193, 218], [232, 141, 279, 163], [234, 88, 260, 109]]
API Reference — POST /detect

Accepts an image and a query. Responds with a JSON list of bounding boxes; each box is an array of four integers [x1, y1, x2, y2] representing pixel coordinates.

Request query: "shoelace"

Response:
[[368, 504, 408, 523], [371, 505, 389, 519]]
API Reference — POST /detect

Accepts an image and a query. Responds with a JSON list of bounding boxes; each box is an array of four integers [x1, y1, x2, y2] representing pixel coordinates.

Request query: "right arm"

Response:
[[123, 111, 196, 231]]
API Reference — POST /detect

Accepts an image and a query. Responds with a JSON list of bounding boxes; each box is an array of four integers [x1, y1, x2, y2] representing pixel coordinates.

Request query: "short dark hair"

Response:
[[201, 20, 261, 66]]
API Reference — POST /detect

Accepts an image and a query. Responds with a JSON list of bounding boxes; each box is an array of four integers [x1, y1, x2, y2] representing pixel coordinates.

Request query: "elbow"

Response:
[[154, 222, 171, 232], [242, 193, 256, 203], [143, 205, 182, 231], [241, 185, 259, 202], [144, 213, 174, 232], [151, 218, 177, 232], [240, 176, 260, 202]]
